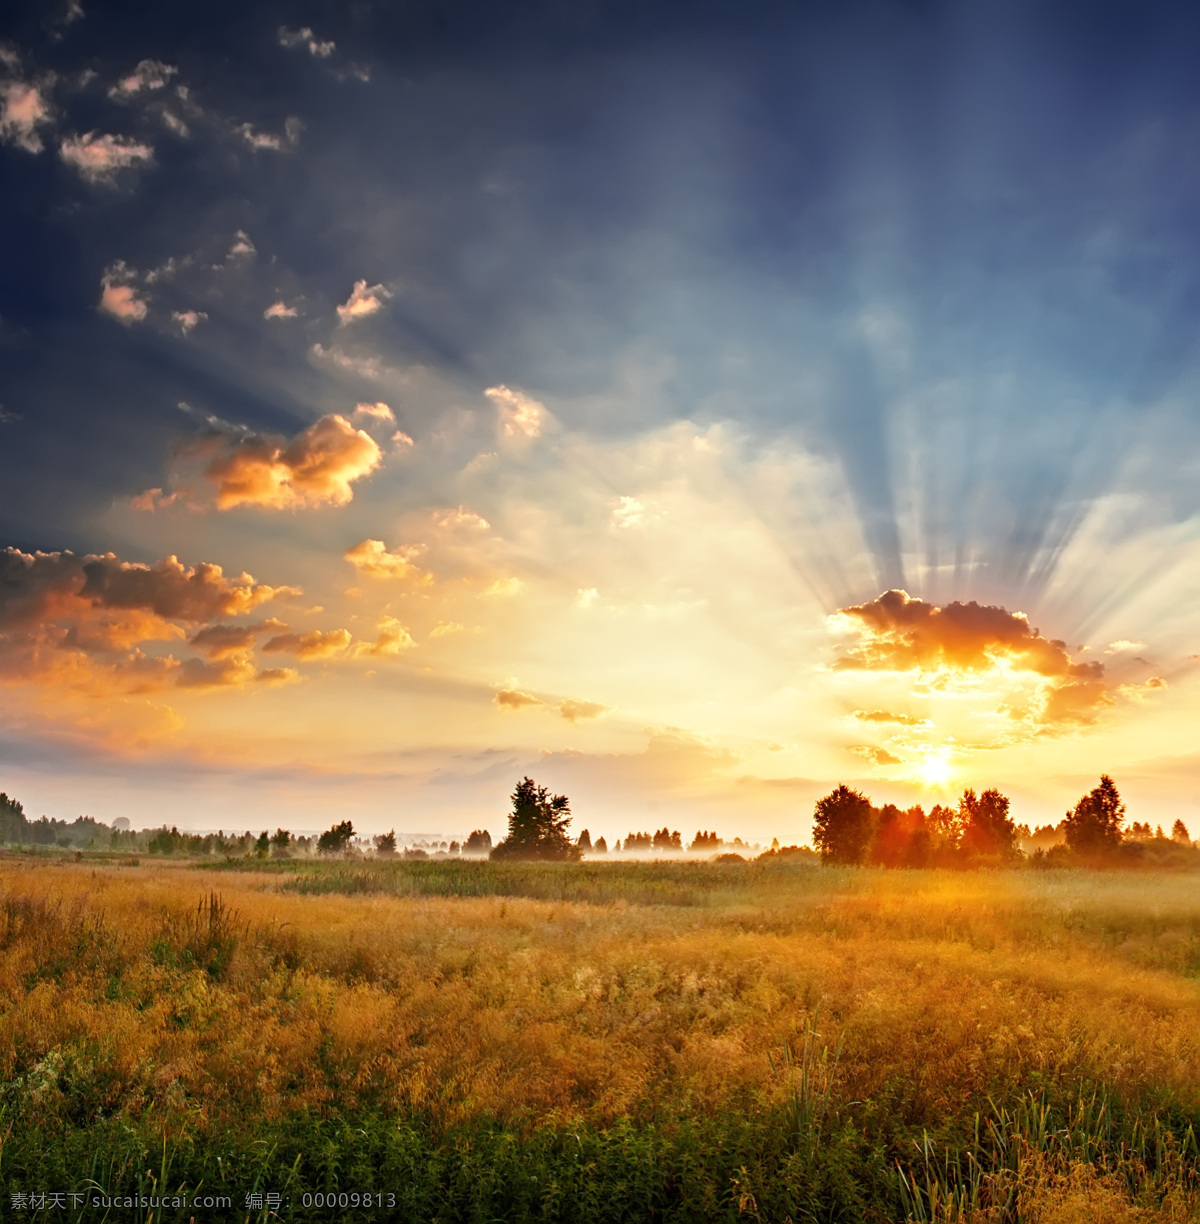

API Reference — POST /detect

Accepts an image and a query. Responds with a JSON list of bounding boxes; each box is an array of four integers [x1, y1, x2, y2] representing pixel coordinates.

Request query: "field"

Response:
[[1, 856, 1199, 1222]]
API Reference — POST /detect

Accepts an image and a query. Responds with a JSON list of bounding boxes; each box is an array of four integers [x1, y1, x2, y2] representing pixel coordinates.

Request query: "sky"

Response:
[[3, 0, 1200, 842]]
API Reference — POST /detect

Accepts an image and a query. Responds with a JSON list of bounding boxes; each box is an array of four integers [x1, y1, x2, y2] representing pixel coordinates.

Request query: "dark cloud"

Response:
[[834, 588, 1148, 727]]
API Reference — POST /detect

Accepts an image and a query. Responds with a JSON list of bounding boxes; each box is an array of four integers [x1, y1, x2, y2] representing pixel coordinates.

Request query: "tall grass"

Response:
[[0, 857, 1198, 1219]]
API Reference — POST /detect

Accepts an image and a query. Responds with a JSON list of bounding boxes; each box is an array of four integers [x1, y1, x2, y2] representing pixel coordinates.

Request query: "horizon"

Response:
[[4, 2, 1200, 838]]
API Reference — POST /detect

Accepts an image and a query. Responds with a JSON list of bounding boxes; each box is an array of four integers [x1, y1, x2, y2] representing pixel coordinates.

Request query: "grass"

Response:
[[0, 856, 1198, 1220]]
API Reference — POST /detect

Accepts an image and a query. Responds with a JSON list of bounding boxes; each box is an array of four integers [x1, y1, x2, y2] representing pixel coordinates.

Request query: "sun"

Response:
[[919, 751, 953, 789]]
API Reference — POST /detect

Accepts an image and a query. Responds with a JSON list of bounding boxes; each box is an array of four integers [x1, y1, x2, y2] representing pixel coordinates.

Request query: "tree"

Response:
[[869, 804, 930, 868], [464, 829, 492, 855], [270, 828, 291, 855], [959, 788, 1019, 861], [374, 829, 398, 857], [1064, 776, 1125, 858], [812, 785, 874, 865], [490, 777, 581, 861], [255, 830, 270, 858], [593, 836, 608, 853], [576, 828, 592, 852], [317, 819, 355, 855], [1171, 819, 1191, 846]]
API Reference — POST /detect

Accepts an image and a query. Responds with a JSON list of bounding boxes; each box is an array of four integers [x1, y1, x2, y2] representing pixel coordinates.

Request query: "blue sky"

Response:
[[3, 0, 1200, 838]]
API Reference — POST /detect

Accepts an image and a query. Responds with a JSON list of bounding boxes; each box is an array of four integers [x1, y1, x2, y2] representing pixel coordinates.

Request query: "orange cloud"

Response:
[[336, 279, 391, 324], [136, 414, 382, 511], [1, 79, 52, 153], [344, 539, 428, 581], [496, 689, 542, 710], [0, 547, 299, 699], [852, 709, 932, 727], [262, 629, 352, 659], [98, 262, 148, 323], [177, 654, 257, 689], [353, 617, 415, 658], [558, 699, 611, 723], [189, 618, 289, 659], [833, 589, 1122, 726], [60, 132, 154, 182]]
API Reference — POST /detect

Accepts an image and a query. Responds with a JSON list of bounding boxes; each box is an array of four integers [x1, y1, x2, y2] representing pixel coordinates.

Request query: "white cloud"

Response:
[[483, 577, 522, 598], [237, 118, 301, 152], [486, 384, 544, 439], [0, 79, 52, 153], [611, 495, 663, 530], [109, 59, 176, 99], [279, 26, 335, 58], [354, 401, 394, 422], [172, 310, 206, 334], [336, 280, 392, 325], [60, 131, 153, 182], [264, 301, 299, 319], [228, 230, 255, 258], [160, 110, 189, 138], [98, 262, 147, 323]]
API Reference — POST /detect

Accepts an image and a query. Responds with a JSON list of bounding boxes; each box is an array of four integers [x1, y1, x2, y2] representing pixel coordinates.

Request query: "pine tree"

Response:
[[490, 778, 581, 861]]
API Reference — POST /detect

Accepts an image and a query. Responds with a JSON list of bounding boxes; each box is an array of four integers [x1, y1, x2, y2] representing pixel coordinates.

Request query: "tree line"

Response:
[[812, 776, 1196, 868]]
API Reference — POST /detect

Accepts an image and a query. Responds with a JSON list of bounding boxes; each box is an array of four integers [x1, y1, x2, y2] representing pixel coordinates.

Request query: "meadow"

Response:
[[1, 854, 1198, 1221]]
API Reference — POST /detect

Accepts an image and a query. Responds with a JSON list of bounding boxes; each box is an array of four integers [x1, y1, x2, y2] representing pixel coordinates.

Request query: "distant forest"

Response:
[[1, 775, 1196, 870], [811, 776, 1197, 869]]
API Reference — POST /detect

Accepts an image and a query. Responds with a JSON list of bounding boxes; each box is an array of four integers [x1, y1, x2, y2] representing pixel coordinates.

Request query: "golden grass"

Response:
[[2, 859, 1199, 1217]]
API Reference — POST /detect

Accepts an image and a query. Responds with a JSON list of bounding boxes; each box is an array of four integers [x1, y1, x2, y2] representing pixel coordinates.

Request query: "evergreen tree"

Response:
[[490, 777, 580, 861], [1064, 775, 1125, 858]]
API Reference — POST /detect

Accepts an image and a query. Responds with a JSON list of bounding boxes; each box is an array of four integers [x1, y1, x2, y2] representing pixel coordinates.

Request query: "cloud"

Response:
[[611, 495, 663, 530], [851, 746, 904, 766], [109, 59, 176, 99], [354, 401, 394, 422], [228, 230, 255, 258], [256, 667, 300, 686], [160, 110, 188, 138], [172, 310, 206, 334], [137, 414, 383, 511], [337, 280, 391, 325], [482, 577, 522, 597], [176, 654, 257, 689], [0, 547, 298, 695], [436, 506, 490, 531], [852, 709, 932, 727], [835, 590, 1092, 678], [60, 132, 153, 182], [496, 689, 543, 710], [279, 27, 335, 57], [344, 539, 428, 581], [238, 117, 301, 151], [558, 699, 611, 723], [264, 301, 299, 319], [98, 262, 148, 323], [833, 589, 1118, 726], [262, 629, 352, 659], [0, 79, 52, 152], [486, 384, 544, 438], [429, 621, 473, 637], [354, 616, 415, 658], [188, 618, 289, 659]]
